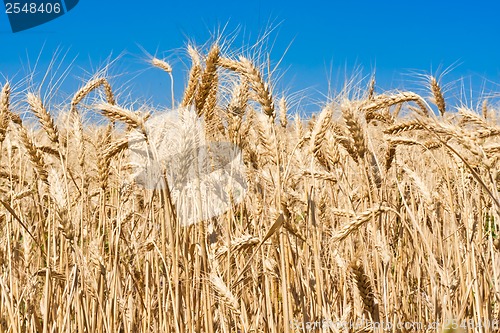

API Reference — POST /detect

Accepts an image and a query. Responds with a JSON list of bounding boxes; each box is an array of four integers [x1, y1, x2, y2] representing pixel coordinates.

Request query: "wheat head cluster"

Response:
[[0, 42, 500, 332]]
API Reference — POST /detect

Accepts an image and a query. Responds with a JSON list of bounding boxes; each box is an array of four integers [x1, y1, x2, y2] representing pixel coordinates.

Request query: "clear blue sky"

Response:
[[1, 0, 500, 114]]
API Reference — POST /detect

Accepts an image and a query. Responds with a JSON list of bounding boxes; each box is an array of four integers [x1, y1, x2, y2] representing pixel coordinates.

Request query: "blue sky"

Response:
[[1, 0, 500, 114]]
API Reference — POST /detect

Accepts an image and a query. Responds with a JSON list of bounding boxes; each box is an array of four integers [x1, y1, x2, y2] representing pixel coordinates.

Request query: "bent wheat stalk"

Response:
[[331, 206, 395, 242], [71, 77, 115, 114]]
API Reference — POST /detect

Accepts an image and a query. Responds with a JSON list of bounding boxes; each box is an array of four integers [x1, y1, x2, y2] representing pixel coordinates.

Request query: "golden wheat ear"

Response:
[[27, 93, 60, 146], [16, 123, 49, 183], [0, 82, 11, 144], [430, 75, 446, 116], [181, 46, 202, 108], [342, 101, 367, 160], [195, 44, 220, 115]]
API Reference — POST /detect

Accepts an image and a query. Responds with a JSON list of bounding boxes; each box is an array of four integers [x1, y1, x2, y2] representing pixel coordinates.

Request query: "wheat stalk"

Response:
[[151, 57, 175, 108], [331, 206, 394, 242], [71, 77, 115, 114], [362, 92, 428, 115]]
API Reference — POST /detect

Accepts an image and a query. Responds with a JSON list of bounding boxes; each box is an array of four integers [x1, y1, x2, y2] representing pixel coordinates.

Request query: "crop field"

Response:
[[0, 43, 499, 332]]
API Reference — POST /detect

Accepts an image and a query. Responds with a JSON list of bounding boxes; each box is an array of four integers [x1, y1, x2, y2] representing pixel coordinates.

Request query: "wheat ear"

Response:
[[430, 76, 446, 116], [365, 110, 394, 124], [17, 124, 48, 183], [97, 125, 113, 190], [349, 258, 377, 320], [209, 274, 241, 315], [96, 103, 146, 135], [482, 99, 488, 120], [71, 111, 85, 170], [202, 72, 221, 138], [0, 82, 11, 144], [311, 105, 332, 159], [385, 142, 396, 172], [217, 57, 240, 71], [342, 102, 367, 159], [27, 93, 59, 145], [279, 96, 288, 128], [367, 76, 375, 100], [227, 80, 249, 145], [151, 57, 172, 73], [195, 44, 219, 115], [237, 57, 275, 119], [181, 46, 202, 107], [383, 120, 426, 135], [228, 79, 249, 117]]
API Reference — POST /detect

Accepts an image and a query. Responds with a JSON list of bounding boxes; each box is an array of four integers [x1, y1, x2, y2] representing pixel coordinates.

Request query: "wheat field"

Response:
[[0, 43, 500, 332]]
